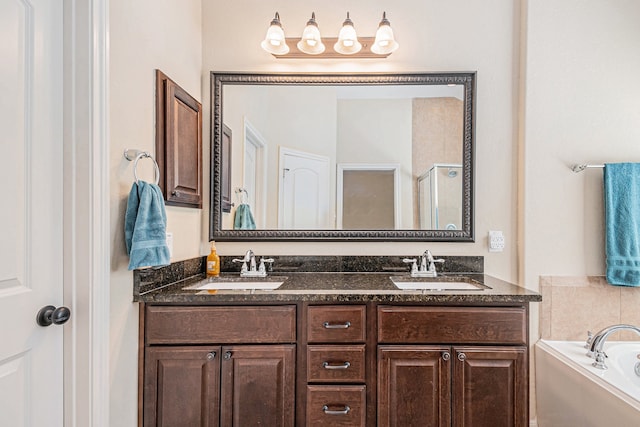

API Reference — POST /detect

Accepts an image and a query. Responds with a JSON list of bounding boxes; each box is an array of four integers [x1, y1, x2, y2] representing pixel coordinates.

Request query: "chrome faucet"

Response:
[[232, 249, 274, 277], [587, 324, 640, 369], [403, 250, 445, 277]]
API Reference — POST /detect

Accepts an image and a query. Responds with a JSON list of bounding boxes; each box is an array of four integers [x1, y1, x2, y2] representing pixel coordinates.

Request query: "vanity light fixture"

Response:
[[297, 12, 325, 55], [334, 12, 362, 55], [260, 12, 290, 55], [371, 12, 399, 55], [261, 11, 398, 58]]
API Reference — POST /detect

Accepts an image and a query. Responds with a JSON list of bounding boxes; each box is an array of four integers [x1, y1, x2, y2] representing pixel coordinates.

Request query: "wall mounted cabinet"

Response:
[[156, 70, 203, 208]]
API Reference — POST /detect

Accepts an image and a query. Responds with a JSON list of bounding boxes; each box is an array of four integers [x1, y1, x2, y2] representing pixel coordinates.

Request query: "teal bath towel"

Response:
[[233, 203, 256, 230], [124, 181, 170, 270], [604, 163, 640, 286]]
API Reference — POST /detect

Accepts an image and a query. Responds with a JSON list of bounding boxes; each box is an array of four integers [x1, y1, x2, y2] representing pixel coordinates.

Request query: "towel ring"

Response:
[[125, 149, 160, 185]]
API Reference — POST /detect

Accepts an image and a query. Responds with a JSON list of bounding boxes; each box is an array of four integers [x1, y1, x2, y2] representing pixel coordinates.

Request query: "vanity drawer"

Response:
[[307, 345, 366, 383], [306, 385, 366, 426], [377, 306, 527, 345], [307, 305, 366, 343], [145, 305, 296, 344]]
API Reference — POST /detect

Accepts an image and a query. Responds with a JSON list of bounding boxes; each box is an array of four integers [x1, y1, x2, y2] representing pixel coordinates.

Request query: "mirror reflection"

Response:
[[210, 73, 475, 242]]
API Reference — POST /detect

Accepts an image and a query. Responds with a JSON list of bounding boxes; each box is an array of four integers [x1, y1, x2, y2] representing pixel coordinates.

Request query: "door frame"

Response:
[[243, 118, 267, 227], [63, 0, 110, 425], [336, 163, 402, 229]]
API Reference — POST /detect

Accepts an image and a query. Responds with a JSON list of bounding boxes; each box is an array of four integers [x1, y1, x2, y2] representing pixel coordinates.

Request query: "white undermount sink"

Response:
[[184, 277, 286, 291], [390, 276, 488, 291]]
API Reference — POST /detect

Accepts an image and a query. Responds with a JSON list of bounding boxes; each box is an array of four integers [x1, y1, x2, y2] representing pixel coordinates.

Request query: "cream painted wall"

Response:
[[521, 1, 640, 290], [109, 0, 202, 424], [203, 0, 520, 283]]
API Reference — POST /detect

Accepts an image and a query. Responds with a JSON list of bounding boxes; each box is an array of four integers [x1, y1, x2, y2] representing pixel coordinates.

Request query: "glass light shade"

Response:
[[297, 13, 325, 55], [334, 12, 362, 55], [371, 12, 399, 55], [261, 12, 290, 55]]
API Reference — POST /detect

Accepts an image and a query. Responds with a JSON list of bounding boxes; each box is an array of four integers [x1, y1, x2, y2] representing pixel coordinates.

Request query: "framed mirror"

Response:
[[209, 72, 475, 241]]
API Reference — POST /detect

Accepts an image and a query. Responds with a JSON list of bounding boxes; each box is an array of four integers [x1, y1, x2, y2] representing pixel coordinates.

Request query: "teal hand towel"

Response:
[[233, 203, 256, 230], [124, 181, 170, 270], [604, 163, 640, 286]]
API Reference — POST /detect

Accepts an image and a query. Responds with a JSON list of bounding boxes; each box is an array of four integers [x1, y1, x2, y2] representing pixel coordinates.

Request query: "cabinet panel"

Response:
[[307, 305, 366, 343], [306, 385, 366, 426], [378, 306, 526, 345], [307, 345, 366, 383], [377, 346, 451, 427], [221, 345, 296, 427], [145, 305, 296, 344], [144, 346, 220, 427], [452, 346, 527, 427]]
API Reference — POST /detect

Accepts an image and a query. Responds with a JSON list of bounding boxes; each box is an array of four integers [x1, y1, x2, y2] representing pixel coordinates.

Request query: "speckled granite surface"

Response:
[[133, 255, 541, 304]]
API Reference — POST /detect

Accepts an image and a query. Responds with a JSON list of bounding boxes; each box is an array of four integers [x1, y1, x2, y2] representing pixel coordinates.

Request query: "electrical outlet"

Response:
[[488, 230, 505, 252], [166, 232, 173, 259]]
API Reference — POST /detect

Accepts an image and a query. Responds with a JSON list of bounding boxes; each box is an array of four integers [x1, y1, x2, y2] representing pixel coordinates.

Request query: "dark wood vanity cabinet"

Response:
[[141, 305, 296, 427], [140, 303, 529, 427], [377, 306, 529, 427]]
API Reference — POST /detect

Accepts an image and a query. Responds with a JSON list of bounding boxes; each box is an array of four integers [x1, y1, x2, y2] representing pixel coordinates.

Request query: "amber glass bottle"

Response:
[[206, 241, 220, 277]]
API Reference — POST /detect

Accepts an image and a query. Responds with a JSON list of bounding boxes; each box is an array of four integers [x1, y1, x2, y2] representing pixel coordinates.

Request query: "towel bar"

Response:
[[124, 149, 160, 185], [571, 164, 605, 173]]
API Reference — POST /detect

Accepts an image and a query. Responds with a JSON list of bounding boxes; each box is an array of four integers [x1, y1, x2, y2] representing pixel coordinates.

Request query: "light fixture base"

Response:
[[272, 37, 391, 58]]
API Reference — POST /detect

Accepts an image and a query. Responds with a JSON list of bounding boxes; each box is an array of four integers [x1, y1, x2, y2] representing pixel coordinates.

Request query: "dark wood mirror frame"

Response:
[[209, 72, 475, 242]]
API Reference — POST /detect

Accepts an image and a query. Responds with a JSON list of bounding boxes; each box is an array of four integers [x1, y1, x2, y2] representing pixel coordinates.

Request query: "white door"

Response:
[[0, 0, 65, 425], [243, 119, 267, 227], [278, 148, 331, 229]]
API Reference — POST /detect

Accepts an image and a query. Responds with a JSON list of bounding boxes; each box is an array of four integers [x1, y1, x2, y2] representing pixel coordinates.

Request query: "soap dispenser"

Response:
[[206, 241, 220, 277]]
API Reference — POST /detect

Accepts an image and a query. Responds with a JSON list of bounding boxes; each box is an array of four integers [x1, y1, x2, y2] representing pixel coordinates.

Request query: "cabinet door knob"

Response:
[[323, 321, 351, 329], [458, 352, 467, 361], [206, 352, 216, 360], [442, 351, 450, 361], [322, 405, 350, 415], [223, 351, 232, 360]]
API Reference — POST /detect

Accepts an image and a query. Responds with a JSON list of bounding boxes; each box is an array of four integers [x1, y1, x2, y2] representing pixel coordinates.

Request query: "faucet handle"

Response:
[[584, 331, 593, 349], [259, 258, 275, 273], [232, 258, 248, 273], [403, 258, 418, 274]]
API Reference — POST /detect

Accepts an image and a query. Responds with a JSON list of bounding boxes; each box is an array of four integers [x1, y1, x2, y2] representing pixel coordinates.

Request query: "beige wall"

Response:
[[109, 0, 202, 424]]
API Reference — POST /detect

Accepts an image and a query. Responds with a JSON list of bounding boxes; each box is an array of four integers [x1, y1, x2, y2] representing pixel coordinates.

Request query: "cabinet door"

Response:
[[144, 346, 220, 427], [452, 346, 527, 427], [378, 346, 451, 427], [221, 345, 295, 427]]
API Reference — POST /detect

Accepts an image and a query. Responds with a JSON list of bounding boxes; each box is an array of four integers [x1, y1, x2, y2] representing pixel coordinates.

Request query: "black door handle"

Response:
[[36, 305, 71, 327]]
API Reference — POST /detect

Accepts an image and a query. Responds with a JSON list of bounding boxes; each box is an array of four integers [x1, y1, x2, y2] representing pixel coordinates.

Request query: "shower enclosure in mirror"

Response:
[[418, 164, 462, 230], [210, 72, 475, 241]]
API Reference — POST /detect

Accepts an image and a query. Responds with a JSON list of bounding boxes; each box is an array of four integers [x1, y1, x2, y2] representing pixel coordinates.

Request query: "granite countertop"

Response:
[[134, 270, 541, 305]]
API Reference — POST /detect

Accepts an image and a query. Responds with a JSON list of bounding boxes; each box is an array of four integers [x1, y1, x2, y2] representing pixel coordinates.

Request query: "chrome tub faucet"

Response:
[[587, 324, 640, 369]]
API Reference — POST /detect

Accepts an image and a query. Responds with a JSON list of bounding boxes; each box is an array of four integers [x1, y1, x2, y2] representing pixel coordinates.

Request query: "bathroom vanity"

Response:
[[134, 256, 540, 426]]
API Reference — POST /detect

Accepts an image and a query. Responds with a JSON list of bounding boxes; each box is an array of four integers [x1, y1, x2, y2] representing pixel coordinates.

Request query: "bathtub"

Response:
[[535, 340, 640, 427]]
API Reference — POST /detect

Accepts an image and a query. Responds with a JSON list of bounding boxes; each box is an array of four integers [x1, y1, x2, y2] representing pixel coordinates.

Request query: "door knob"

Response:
[[36, 305, 71, 327]]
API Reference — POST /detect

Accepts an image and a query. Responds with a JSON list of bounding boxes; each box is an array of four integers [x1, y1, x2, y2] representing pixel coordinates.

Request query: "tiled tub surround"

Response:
[[133, 255, 541, 304], [540, 276, 640, 341]]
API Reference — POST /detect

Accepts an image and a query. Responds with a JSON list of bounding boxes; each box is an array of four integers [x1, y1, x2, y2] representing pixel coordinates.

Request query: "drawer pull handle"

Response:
[[206, 352, 217, 361], [458, 352, 467, 361], [322, 361, 351, 370], [224, 351, 232, 360], [322, 405, 350, 415], [442, 351, 450, 361], [323, 321, 351, 329]]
